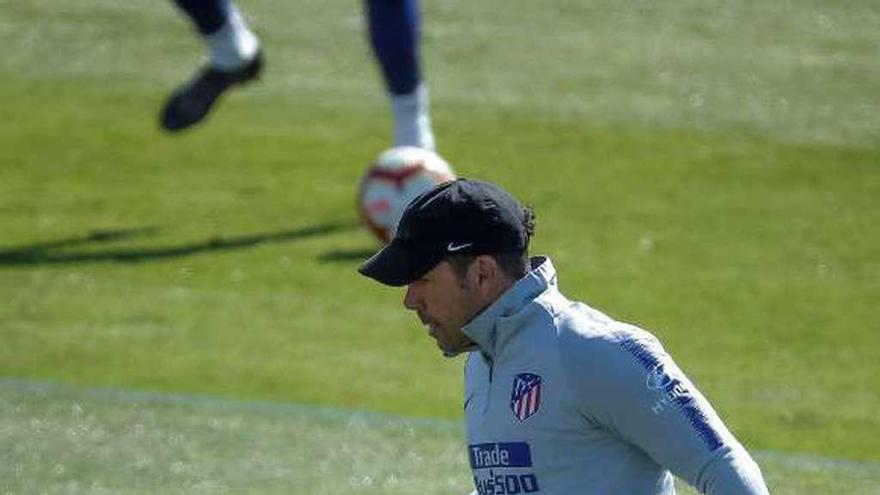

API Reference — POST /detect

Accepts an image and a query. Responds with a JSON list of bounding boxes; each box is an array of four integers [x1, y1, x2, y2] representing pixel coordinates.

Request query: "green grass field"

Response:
[[1, 0, 878, 493]]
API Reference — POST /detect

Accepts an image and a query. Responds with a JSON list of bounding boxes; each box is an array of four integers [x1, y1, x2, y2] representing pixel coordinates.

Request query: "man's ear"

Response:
[[471, 255, 500, 291]]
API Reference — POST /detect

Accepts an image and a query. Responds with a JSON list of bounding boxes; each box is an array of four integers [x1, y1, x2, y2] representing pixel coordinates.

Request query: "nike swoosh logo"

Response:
[[447, 242, 474, 252]]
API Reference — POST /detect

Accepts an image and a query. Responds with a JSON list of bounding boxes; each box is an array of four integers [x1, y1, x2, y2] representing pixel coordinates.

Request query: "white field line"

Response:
[[2, 377, 878, 477], [0, 377, 459, 432]]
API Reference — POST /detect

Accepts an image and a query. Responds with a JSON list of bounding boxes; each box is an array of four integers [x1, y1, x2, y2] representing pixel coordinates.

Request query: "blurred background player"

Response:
[[160, 0, 436, 151]]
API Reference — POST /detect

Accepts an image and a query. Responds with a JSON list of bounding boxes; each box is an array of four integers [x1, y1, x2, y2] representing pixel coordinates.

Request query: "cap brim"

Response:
[[358, 239, 442, 287]]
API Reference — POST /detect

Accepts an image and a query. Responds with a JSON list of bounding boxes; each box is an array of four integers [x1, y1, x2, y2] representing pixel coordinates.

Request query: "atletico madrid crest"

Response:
[[510, 373, 542, 422]]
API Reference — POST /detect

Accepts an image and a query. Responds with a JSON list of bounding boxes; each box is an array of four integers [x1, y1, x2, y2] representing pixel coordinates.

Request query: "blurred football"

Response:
[[357, 147, 456, 243]]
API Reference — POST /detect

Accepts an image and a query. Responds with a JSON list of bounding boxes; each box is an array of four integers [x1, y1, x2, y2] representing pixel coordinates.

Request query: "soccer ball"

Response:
[[358, 147, 456, 243]]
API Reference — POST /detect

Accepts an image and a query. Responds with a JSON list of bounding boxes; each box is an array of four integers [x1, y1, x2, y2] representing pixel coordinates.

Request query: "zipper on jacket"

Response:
[[482, 352, 493, 383], [480, 352, 494, 417]]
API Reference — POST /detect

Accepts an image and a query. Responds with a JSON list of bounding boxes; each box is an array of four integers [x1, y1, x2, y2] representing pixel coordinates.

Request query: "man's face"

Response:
[[403, 260, 481, 354]]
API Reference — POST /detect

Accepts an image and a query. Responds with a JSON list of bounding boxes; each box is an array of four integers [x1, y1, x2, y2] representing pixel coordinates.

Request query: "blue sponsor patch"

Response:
[[468, 442, 533, 469]]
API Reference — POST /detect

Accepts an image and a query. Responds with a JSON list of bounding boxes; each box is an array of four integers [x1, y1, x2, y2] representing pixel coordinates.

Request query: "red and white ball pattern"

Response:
[[358, 147, 456, 243]]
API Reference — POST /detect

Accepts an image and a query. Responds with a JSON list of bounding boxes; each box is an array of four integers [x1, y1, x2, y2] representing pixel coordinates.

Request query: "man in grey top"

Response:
[[359, 178, 769, 495]]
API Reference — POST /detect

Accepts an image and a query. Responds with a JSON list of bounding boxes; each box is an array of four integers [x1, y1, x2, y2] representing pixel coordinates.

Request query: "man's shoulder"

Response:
[[549, 297, 647, 345], [550, 302, 665, 375], [517, 289, 666, 369]]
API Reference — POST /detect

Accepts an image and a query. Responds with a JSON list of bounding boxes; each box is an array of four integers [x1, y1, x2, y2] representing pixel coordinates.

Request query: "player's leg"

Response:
[[365, 0, 436, 150], [160, 0, 263, 132]]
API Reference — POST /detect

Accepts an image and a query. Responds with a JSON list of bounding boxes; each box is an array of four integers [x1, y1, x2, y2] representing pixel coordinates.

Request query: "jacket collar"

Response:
[[462, 256, 557, 358]]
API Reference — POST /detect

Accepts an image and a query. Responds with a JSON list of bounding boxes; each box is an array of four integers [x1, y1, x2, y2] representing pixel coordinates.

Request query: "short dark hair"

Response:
[[446, 205, 535, 282], [447, 251, 530, 283]]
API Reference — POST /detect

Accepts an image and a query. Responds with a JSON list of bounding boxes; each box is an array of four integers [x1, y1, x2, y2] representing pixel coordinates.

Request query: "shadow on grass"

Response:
[[0, 222, 359, 266], [318, 248, 379, 263]]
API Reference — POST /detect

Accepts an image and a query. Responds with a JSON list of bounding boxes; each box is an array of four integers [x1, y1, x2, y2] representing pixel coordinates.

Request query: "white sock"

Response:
[[391, 84, 436, 151], [204, 4, 260, 71]]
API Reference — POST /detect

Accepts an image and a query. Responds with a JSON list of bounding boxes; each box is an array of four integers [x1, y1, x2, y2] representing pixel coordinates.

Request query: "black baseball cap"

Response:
[[359, 178, 532, 286]]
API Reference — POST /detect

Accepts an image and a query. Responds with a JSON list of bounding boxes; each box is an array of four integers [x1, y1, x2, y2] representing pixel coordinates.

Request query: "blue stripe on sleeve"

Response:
[[620, 338, 724, 451]]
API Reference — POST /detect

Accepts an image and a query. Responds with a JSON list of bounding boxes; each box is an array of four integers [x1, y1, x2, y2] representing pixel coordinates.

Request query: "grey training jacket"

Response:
[[461, 257, 769, 495]]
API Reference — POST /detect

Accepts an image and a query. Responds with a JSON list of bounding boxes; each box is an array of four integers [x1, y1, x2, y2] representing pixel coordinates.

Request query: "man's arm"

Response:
[[559, 322, 769, 495]]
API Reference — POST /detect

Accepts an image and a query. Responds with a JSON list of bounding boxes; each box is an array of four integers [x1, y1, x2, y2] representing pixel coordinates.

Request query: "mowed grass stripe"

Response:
[[2, 0, 877, 147], [2, 379, 879, 495]]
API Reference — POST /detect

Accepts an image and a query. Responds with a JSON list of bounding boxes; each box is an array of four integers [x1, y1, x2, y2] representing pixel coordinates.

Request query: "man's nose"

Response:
[[403, 285, 420, 311]]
